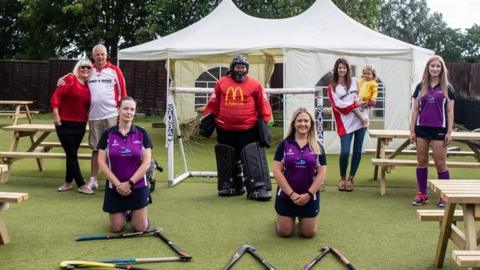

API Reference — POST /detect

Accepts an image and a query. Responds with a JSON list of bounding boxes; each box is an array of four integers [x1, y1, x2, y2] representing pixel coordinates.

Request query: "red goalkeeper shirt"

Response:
[[204, 75, 272, 131]]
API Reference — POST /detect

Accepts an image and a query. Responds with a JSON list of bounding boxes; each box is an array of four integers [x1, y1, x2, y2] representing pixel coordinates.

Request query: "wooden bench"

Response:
[[452, 250, 480, 268], [371, 159, 480, 195], [0, 152, 91, 183], [417, 209, 465, 222], [0, 192, 29, 244], [365, 148, 475, 157], [39, 142, 90, 151]]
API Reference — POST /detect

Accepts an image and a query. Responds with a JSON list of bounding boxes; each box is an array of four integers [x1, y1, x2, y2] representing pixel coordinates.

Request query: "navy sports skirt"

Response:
[[103, 181, 152, 213], [274, 190, 320, 218]]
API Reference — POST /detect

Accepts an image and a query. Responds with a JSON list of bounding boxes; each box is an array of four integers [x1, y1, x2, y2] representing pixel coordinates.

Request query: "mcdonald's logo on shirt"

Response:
[[225, 87, 244, 105]]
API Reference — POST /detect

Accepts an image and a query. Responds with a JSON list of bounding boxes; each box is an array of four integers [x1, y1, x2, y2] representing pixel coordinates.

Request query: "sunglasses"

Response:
[[80, 65, 92, 70]]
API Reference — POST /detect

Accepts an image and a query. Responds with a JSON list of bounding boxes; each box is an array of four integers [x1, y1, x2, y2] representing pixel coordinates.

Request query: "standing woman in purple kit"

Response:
[[97, 96, 153, 232], [410, 55, 455, 207]]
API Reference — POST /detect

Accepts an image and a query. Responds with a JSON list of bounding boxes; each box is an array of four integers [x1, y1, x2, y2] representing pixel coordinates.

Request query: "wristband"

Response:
[[307, 191, 314, 198], [128, 180, 135, 187], [288, 191, 294, 197]]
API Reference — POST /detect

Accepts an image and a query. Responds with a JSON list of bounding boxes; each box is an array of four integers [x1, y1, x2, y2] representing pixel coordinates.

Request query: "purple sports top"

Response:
[[412, 83, 455, 128], [274, 136, 327, 198], [97, 125, 153, 189]]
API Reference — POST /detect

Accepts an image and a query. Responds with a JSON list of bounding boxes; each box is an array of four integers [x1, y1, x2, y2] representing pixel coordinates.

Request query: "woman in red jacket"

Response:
[[51, 59, 93, 194]]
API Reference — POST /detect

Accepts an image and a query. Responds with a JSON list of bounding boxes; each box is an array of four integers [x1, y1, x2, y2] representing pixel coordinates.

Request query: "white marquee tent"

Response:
[[119, 0, 433, 169]]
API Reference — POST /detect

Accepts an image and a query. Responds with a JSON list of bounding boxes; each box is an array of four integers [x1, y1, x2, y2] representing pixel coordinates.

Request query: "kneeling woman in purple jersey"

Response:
[[410, 55, 455, 207], [272, 108, 327, 238], [98, 97, 153, 232]]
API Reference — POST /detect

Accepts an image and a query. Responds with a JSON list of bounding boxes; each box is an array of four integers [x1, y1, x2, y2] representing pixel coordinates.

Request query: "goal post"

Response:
[[166, 86, 324, 187]]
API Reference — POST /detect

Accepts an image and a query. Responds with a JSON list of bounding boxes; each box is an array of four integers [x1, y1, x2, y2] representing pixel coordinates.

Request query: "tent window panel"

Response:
[[194, 67, 229, 109]]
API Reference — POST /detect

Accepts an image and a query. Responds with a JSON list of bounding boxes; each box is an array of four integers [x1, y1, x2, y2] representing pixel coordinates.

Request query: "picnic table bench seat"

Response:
[[364, 148, 474, 157], [0, 192, 28, 245], [39, 142, 90, 150], [452, 250, 480, 268], [0, 151, 91, 160], [417, 209, 466, 222], [371, 159, 480, 195]]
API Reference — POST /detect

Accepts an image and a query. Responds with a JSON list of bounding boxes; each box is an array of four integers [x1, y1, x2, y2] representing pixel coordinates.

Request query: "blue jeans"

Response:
[[339, 128, 367, 178]]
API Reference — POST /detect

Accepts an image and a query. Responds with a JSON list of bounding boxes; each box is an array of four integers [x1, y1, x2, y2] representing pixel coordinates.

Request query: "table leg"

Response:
[[0, 202, 10, 244], [462, 140, 480, 162], [12, 105, 21, 126], [24, 105, 33, 124], [435, 202, 457, 267], [373, 139, 381, 180], [463, 204, 478, 250]]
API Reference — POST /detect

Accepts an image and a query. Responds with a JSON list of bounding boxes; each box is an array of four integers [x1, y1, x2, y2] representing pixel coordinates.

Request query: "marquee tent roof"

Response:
[[119, 0, 432, 60]]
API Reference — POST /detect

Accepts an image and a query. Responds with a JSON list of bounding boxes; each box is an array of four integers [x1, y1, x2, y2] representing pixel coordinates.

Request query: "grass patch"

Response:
[[0, 115, 476, 269]]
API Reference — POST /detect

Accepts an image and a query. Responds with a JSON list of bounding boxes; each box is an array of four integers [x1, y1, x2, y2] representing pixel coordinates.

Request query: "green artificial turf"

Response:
[[0, 116, 477, 269]]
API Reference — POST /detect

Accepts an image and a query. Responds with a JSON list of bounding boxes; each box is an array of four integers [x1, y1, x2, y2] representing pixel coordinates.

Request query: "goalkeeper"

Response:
[[202, 55, 274, 201]]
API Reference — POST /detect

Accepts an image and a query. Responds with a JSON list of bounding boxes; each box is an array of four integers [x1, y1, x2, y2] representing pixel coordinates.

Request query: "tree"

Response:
[[0, 0, 23, 59], [463, 24, 480, 63], [332, 0, 383, 28]]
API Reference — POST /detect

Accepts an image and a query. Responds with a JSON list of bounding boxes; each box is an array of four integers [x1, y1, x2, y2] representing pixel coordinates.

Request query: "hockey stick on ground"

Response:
[[245, 247, 276, 270], [329, 247, 357, 270], [223, 244, 252, 270], [301, 247, 330, 270], [101, 256, 188, 264], [154, 229, 192, 260], [59, 260, 151, 270], [75, 228, 159, 241]]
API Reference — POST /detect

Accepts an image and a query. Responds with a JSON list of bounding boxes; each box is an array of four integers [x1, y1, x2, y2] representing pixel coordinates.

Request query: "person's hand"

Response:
[[291, 193, 310, 206], [115, 182, 132, 196], [53, 113, 61, 126], [444, 131, 452, 146], [267, 119, 274, 128], [356, 100, 368, 109], [409, 130, 416, 145], [57, 73, 71, 87], [369, 100, 377, 107]]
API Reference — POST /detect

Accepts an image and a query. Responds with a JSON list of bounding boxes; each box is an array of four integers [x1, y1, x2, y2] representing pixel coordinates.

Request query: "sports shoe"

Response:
[[248, 187, 271, 201], [438, 197, 447, 208], [218, 186, 245, 197], [411, 192, 429, 206], [88, 178, 99, 190]]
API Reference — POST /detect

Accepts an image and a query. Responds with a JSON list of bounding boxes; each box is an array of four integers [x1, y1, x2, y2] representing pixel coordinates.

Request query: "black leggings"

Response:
[[55, 122, 86, 187]]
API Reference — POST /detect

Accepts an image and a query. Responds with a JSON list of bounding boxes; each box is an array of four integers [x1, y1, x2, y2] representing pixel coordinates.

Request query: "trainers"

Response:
[[438, 197, 447, 208], [411, 192, 429, 206], [88, 178, 99, 190], [218, 186, 245, 197], [248, 187, 271, 201]]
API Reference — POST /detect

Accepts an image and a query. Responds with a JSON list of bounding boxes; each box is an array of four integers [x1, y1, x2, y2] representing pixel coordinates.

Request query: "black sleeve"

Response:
[[412, 83, 421, 99], [273, 140, 285, 161], [138, 126, 153, 149], [318, 144, 327, 165], [448, 84, 455, 100], [96, 129, 110, 150]]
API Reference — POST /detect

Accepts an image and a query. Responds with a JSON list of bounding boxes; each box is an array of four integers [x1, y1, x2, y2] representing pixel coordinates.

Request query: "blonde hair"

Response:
[[420, 55, 450, 98], [72, 59, 93, 79], [362, 64, 377, 80], [285, 108, 322, 155]]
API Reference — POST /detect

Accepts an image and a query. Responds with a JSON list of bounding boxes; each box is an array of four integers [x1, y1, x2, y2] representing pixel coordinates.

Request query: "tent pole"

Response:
[[166, 58, 175, 185], [282, 47, 287, 137]]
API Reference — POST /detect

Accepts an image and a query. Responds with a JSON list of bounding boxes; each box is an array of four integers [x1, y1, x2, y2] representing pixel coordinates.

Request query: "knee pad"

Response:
[[241, 142, 272, 200]]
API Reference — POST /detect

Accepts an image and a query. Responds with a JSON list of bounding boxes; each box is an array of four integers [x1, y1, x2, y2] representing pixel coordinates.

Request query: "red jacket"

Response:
[[204, 75, 272, 131], [50, 74, 90, 123]]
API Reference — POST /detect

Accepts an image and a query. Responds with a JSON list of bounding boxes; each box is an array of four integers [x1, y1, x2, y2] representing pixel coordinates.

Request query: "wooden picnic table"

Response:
[[0, 124, 90, 183], [429, 179, 480, 269], [368, 129, 480, 195], [0, 192, 29, 244], [0, 100, 36, 125]]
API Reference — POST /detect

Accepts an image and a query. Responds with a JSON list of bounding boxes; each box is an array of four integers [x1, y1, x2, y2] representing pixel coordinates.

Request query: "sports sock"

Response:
[[437, 170, 450, 180], [416, 167, 428, 194]]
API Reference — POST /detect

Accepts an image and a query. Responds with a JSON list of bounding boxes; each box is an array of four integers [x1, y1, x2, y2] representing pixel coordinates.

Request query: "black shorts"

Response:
[[274, 189, 320, 218], [415, 126, 447, 141], [103, 182, 151, 214]]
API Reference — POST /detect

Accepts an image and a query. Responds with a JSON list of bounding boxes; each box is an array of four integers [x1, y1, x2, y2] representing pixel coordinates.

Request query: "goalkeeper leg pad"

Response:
[[215, 144, 245, 196], [241, 142, 272, 201]]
